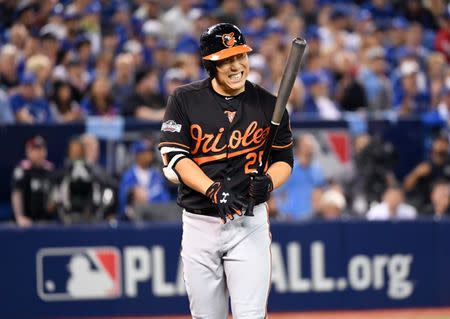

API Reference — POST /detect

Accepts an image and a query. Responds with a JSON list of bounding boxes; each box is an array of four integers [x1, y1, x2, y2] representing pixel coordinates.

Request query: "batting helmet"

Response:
[[199, 23, 253, 77]]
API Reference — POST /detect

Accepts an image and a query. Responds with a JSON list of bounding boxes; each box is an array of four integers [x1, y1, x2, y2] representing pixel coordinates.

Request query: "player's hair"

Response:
[[202, 60, 216, 78]]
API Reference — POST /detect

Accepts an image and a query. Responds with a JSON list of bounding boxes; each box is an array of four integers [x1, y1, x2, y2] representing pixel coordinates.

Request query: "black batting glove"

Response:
[[206, 181, 247, 223], [248, 173, 274, 205]]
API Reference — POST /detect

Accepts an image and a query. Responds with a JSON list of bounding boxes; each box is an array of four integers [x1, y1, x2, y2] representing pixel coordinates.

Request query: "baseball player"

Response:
[[159, 23, 293, 318]]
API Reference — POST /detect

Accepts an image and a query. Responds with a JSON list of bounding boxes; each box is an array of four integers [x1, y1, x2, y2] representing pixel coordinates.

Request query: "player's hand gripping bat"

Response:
[[246, 38, 307, 216]]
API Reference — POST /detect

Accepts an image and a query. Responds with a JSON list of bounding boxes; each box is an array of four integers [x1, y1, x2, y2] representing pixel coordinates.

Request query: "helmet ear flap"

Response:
[[202, 60, 216, 78]]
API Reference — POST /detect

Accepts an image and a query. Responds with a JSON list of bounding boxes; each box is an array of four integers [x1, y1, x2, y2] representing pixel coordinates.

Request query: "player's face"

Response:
[[213, 53, 249, 95]]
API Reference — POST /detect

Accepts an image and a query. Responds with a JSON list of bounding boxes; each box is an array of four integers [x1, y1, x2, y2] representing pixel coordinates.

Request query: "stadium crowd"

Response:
[[2, 0, 450, 226]]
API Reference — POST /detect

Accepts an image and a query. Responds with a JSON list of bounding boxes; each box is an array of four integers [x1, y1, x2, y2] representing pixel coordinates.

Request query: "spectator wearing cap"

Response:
[[317, 6, 351, 54], [11, 135, 55, 227], [358, 46, 392, 111], [81, 77, 118, 117], [403, 22, 430, 66], [10, 73, 52, 123], [47, 3, 65, 25], [74, 34, 95, 73], [303, 26, 321, 57], [354, 9, 375, 36], [404, 134, 450, 211], [434, 11, 450, 62], [111, 53, 135, 111], [362, 0, 395, 26], [0, 44, 20, 91], [110, 2, 134, 52], [162, 68, 188, 101], [123, 39, 145, 68], [259, 22, 286, 58], [152, 39, 173, 76], [64, 55, 90, 102], [49, 80, 83, 122], [384, 16, 409, 68], [299, 71, 341, 120], [122, 66, 165, 121], [367, 186, 417, 220], [313, 188, 347, 220], [173, 35, 203, 82], [39, 24, 62, 66], [79, 2, 102, 56], [63, 7, 82, 46], [141, 19, 164, 65], [393, 59, 430, 116], [243, 7, 267, 43], [118, 139, 170, 219]]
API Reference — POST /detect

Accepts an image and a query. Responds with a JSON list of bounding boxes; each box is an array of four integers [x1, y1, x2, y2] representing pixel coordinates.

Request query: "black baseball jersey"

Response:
[[159, 79, 293, 210], [11, 159, 54, 220]]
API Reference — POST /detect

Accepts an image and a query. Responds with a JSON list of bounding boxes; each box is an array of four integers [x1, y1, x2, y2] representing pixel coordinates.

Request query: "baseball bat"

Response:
[[246, 37, 307, 216]]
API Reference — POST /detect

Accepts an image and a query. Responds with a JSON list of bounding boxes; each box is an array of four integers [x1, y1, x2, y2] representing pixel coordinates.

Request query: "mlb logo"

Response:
[[36, 247, 121, 301]]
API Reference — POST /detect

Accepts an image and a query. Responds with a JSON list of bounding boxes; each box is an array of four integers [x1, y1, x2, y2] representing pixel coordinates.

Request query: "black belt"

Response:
[[188, 208, 219, 217]]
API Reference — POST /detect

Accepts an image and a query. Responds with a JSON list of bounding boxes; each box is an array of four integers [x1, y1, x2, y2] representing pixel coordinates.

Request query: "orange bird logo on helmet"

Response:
[[222, 32, 236, 48]]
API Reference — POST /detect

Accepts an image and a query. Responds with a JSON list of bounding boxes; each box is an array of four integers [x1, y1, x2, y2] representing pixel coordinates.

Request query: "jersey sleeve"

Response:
[[273, 109, 293, 150], [11, 165, 26, 191], [159, 94, 191, 152]]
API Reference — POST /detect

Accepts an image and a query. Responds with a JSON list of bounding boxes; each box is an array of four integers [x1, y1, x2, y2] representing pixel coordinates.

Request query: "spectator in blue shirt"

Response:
[[119, 139, 170, 219], [10, 73, 52, 123], [271, 134, 326, 220]]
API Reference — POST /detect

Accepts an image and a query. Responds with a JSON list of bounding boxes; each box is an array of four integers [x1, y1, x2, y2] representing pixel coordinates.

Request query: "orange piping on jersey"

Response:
[[158, 141, 191, 150], [193, 142, 265, 165], [272, 141, 293, 149], [193, 153, 228, 165]]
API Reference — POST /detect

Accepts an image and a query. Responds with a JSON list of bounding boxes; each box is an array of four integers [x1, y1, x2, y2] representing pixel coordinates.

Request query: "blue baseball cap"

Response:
[[390, 16, 409, 29], [304, 26, 320, 40], [243, 8, 266, 22], [356, 9, 372, 22], [301, 72, 322, 87], [175, 36, 199, 54], [131, 140, 153, 154], [20, 73, 36, 85]]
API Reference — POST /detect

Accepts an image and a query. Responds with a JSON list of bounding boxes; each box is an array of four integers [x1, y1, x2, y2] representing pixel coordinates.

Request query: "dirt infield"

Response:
[[85, 307, 450, 319]]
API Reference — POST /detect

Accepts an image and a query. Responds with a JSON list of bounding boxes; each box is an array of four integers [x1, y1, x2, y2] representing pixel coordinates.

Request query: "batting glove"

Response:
[[206, 181, 247, 223], [248, 173, 273, 205]]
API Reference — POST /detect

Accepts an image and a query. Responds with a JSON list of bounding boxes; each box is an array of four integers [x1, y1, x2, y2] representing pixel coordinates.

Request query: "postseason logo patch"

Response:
[[161, 120, 182, 133]]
